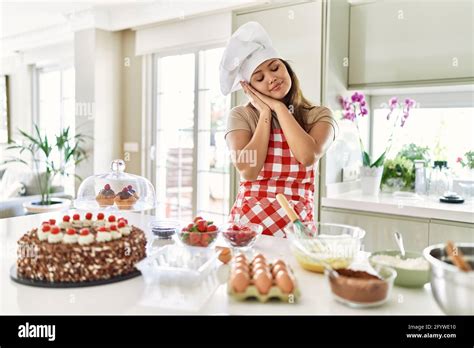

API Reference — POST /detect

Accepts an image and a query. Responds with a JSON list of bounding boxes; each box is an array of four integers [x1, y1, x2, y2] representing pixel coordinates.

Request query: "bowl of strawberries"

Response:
[[221, 222, 263, 250], [176, 216, 219, 248]]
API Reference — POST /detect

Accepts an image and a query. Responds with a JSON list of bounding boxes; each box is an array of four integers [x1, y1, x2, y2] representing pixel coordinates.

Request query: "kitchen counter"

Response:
[[322, 191, 474, 224], [0, 211, 442, 315]]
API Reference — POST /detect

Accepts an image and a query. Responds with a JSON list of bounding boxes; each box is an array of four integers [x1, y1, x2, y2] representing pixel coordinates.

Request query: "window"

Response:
[[37, 66, 75, 195], [154, 47, 231, 223], [372, 99, 474, 169]]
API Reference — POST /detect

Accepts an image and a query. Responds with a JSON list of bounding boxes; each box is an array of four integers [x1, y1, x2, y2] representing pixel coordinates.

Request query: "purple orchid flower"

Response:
[[389, 97, 398, 109], [351, 92, 364, 103], [405, 98, 415, 108]]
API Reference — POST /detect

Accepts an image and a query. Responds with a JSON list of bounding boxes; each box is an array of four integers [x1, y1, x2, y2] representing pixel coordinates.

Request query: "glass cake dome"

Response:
[[74, 159, 156, 212]]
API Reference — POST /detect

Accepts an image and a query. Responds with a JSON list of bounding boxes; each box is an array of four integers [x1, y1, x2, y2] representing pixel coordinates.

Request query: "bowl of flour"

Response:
[[369, 250, 430, 288]]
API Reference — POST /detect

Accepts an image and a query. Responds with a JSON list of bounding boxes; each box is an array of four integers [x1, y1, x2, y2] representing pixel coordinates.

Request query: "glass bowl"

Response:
[[149, 220, 180, 239], [284, 221, 366, 273], [176, 229, 219, 248], [221, 222, 263, 250], [175, 218, 219, 248], [325, 265, 396, 308]]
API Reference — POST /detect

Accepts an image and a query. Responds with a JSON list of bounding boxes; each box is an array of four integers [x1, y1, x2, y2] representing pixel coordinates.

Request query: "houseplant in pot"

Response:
[[381, 143, 431, 192], [339, 93, 417, 195], [2, 125, 89, 212]]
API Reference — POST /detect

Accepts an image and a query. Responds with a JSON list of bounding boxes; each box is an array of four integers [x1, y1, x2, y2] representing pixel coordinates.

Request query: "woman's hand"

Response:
[[240, 81, 270, 115], [243, 81, 285, 112]]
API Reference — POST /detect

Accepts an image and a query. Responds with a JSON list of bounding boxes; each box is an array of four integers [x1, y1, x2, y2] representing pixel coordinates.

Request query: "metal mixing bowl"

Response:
[[423, 243, 474, 315]]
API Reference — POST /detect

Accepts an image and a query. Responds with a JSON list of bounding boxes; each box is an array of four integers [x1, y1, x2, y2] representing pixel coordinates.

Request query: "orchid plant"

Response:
[[339, 92, 416, 168]]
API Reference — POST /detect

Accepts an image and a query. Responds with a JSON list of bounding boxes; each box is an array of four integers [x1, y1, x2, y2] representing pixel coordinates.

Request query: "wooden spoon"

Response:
[[446, 241, 472, 272]]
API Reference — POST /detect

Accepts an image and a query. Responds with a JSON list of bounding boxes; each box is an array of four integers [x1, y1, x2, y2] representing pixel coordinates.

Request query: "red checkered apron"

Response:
[[229, 127, 315, 238]]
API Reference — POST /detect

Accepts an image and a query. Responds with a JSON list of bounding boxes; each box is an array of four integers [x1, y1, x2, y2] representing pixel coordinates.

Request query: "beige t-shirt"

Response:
[[224, 103, 338, 140]]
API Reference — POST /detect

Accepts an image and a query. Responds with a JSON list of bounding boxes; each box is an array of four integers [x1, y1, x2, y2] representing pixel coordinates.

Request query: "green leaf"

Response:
[[362, 151, 371, 167], [371, 151, 386, 168]]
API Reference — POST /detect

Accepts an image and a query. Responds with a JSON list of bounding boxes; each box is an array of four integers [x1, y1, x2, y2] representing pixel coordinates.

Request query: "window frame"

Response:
[[151, 42, 231, 219], [368, 91, 474, 160], [33, 63, 75, 194]]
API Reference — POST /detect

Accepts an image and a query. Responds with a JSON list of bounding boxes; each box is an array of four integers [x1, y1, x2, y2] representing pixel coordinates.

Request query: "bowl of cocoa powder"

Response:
[[325, 266, 396, 308]]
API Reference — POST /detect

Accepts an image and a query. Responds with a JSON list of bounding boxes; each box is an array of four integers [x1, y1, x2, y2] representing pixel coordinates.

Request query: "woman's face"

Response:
[[249, 59, 292, 100]]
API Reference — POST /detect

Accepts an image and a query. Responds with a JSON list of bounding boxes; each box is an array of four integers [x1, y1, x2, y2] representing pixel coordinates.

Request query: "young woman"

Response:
[[220, 22, 337, 237]]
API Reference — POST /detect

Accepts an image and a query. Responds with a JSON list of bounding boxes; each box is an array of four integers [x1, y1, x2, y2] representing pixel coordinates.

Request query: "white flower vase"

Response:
[[360, 166, 384, 195]]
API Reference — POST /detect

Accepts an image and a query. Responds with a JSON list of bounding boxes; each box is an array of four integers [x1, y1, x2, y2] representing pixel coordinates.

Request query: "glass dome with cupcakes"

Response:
[[74, 159, 156, 212]]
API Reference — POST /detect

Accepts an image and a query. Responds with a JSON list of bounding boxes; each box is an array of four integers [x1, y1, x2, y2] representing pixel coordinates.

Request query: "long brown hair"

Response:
[[280, 59, 316, 132]]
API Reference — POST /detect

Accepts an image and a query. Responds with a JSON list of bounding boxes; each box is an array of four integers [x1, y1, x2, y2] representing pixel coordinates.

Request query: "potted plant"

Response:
[[381, 156, 414, 192], [339, 93, 416, 195], [2, 125, 89, 212]]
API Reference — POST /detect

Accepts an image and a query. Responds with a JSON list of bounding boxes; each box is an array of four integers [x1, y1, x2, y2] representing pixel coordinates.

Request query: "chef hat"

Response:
[[219, 21, 282, 95]]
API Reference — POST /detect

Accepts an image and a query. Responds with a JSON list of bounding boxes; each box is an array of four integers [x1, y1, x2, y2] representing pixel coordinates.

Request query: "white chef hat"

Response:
[[219, 21, 282, 96]]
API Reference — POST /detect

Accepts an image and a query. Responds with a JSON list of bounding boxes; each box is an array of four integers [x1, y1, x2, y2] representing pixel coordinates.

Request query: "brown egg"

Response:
[[273, 259, 287, 269], [252, 262, 269, 275], [218, 250, 232, 264], [234, 253, 247, 262], [253, 269, 272, 295], [232, 262, 250, 274], [271, 264, 287, 277], [252, 253, 266, 265], [231, 270, 250, 293], [275, 270, 294, 294]]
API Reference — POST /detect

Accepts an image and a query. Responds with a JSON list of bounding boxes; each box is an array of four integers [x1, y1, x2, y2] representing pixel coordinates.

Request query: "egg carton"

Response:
[[227, 265, 301, 303]]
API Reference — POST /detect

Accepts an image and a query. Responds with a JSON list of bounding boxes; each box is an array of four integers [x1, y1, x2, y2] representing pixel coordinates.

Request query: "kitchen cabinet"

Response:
[[234, 0, 322, 106], [429, 220, 474, 245], [321, 207, 474, 253], [349, 0, 474, 87]]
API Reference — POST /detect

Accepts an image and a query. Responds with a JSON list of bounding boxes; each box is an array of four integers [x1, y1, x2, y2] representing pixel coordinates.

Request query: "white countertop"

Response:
[[322, 191, 474, 224], [0, 211, 443, 315]]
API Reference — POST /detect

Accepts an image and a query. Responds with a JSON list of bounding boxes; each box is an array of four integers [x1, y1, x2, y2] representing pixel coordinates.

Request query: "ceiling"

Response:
[[0, 0, 264, 39]]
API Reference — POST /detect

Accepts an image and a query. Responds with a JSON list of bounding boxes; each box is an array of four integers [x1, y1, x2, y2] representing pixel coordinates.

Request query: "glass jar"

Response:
[[414, 160, 427, 195]]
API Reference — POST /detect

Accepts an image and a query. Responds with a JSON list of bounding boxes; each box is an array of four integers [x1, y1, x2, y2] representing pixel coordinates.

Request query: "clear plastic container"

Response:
[[135, 244, 219, 287]]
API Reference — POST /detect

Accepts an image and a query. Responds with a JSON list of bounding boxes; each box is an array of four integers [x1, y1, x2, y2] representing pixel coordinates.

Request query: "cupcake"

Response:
[[114, 187, 137, 210], [96, 184, 115, 207], [127, 185, 139, 199]]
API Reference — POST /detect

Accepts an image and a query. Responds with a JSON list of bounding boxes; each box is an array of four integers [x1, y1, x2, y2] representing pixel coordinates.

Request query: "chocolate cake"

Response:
[[16, 213, 146, 283]]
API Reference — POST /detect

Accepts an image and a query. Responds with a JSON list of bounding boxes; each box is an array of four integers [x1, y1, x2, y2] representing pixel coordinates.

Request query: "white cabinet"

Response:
[[321, 208, 429, 252], [349, 0, 474, 86], [429, 220, 474, 245], [234, 1, 322, 106], [321, 207, 474, 253]]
